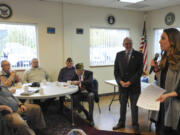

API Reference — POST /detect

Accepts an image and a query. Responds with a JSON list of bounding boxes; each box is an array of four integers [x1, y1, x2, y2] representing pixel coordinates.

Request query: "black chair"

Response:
[[92, 79, 101, 114], [80, 79, 101, 114]]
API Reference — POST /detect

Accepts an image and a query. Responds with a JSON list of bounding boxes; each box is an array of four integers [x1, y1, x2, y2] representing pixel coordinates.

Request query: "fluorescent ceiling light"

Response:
[[120, 0, 144, 3]]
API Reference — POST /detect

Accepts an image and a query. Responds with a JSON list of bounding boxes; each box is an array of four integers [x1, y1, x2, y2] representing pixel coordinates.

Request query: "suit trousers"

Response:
[[73, 91, 95, 120], [119, 89, 140, 126], [3, 103, 46, 135]]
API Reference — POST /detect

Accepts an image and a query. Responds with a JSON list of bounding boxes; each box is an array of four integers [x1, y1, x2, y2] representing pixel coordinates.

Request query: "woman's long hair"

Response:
[[160, 28, 180, 71]]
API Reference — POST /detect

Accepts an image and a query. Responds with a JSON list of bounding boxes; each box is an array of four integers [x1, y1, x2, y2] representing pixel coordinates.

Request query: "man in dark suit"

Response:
[[71, 63, 95, 126], [113, 37, 143, 132]]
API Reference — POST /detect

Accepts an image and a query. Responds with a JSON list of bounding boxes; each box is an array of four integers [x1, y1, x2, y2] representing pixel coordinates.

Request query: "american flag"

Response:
[[139, 21, 148, 74]]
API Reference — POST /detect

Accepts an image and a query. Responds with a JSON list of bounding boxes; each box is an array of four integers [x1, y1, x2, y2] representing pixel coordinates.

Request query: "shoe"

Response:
[[35, 128, 52, 135], [89, 120, 95, 127], [113, 123, 125, 130], [132, 124, 139, 132]]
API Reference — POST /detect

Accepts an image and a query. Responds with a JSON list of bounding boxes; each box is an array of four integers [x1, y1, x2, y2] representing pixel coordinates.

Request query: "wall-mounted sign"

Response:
[[47, 27, 55, 34], [0, 4, 12, 19], [107, 15, 115, 25], [165, 12, 175, 26], [76, 28, 83, 34]]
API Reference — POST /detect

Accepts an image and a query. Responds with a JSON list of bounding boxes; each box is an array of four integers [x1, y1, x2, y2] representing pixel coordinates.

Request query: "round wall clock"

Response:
[[107, 15, 115, 25], [0, 4, 12, 19], [165, 12, 175, 26]]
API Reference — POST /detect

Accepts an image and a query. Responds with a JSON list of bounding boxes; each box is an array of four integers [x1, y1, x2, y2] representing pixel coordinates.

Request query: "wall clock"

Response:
[[107, 15, 115, 25], [0, 4, 12, 19], [165, 12, 175, 26]]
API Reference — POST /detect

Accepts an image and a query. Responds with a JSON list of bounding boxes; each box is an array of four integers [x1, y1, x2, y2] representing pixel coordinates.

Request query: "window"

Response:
[[0, 23, 37, 69], [90, 28, 130, 66], [154, 29, 163, 55]]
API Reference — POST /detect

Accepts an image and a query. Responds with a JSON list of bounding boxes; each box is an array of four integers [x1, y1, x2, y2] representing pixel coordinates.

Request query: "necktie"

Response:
[[79, 76, 82, 87], [126, 52, 129, 64]]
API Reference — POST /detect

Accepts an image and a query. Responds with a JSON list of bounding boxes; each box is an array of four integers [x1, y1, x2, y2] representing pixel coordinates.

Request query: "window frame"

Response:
[[89, 27, 130, 67], [0, 22, 39, 70]]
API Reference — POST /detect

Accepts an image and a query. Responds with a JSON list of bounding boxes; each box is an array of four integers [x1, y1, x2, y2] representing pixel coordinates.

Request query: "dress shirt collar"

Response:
[[126, 48, 133, 55]]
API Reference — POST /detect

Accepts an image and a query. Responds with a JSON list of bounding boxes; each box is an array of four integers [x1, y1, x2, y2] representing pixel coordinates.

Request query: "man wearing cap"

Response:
[[58, 57, 75, 82], [58, 57, 76, 111], [71, 63, 95, 126]]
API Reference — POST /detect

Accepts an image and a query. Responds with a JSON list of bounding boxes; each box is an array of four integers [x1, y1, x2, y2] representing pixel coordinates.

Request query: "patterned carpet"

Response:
[[44, 102, 140, 135]]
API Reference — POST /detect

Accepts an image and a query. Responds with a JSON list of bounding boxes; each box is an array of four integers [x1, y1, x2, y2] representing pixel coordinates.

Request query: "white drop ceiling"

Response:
[[39, 0, 180, 11]]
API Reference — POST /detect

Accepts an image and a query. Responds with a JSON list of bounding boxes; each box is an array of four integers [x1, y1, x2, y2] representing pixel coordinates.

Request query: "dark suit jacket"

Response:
[[114, 50, 143, 94], [72, 70, 93, 92]]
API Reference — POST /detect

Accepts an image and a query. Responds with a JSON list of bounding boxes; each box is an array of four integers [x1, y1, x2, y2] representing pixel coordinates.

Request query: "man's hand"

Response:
[[124, 81, 131, 87], [20, 105, 27, 113], [120, 81, 131, 88], [0, 105, 13, 113], [71, 81, 80, 85], [10, 88, 16, 94], [11, 70, 16, 77], [120, 81, 127, 87]]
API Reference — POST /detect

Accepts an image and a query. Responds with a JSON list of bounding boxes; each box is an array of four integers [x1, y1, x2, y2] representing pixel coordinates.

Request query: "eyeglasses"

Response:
[[124, 42, 132, 45], [2, 64, 10, 67]]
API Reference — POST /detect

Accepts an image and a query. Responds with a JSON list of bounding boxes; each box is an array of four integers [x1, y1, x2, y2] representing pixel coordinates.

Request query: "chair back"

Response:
[[92, 79, 99, 103]]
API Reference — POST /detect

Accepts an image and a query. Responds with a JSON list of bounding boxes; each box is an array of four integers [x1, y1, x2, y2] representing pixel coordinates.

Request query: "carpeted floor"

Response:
[[44, 102, 140, 135]]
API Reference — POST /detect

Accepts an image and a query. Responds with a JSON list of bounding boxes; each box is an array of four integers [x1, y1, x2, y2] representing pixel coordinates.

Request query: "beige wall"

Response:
[[0, 0, 64, 81], [3, 0, 180, 94], [63, 4, 144, 94]]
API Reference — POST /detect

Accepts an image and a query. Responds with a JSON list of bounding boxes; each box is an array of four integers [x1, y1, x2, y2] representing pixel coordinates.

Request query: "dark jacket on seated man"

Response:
[[72, 70, 93, 92], [72, 70, 99, 102], [72, 63, 95, 126]]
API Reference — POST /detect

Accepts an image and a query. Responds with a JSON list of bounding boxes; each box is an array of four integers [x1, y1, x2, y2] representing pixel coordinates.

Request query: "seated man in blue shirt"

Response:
[[0, 86, 50, 135], [58, 58, 75, 112], [58, 57, 75, 82]]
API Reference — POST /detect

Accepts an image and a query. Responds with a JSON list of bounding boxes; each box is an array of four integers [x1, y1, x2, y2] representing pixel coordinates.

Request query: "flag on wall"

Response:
[[139, 21, 148, 74]]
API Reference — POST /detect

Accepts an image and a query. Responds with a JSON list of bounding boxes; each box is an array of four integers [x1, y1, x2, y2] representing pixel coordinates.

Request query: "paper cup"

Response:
[[39, 88, 44, 95], [23, 86, 29, 91]]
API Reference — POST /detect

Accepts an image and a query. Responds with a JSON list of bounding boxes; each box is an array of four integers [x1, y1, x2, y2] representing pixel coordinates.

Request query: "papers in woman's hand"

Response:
[[137, 84, 166, 111]]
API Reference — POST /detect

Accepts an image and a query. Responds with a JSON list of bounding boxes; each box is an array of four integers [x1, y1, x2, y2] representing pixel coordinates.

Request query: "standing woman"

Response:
[[151, 28, 180, 135]]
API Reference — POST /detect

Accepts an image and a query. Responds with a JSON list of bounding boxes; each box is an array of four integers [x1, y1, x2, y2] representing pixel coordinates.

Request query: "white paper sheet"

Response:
[[137, 84, 166, 111]]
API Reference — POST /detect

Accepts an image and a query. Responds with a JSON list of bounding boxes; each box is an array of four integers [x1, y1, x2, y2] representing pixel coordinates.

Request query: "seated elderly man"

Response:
[[0, 86, 50, 135], [58, 57, 76, 111], [23, 58, 51, 109], [72, 63, 95, 126], [0, 60, 21, 88], [58, 57, 75, 82], [23, 58, 49, 83]]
